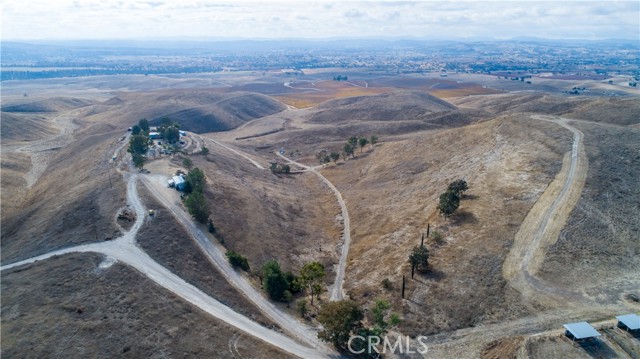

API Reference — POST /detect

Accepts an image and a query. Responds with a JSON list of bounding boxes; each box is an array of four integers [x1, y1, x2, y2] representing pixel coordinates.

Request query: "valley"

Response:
[[2, 66, 639, 358]]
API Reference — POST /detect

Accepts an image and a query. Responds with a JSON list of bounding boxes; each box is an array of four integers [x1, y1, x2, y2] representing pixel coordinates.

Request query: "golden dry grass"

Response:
[[274, 80, 394, 108], [318, 115, 573, 334]]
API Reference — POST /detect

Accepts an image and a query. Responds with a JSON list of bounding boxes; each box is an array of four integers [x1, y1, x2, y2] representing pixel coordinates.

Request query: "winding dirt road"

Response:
[[194, 132, 352, 301], [1, 171, 329, 359], [276, 153, 351, 301], [503, 115, 589, 302], [138, 175, 331, 354]]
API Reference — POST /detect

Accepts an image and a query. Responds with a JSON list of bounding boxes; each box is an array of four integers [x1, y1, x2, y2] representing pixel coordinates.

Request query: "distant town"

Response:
[[2, 39, 638, 81]]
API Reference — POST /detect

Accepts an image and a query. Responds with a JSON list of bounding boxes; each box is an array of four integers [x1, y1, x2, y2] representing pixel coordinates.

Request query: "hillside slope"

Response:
[[0, 112, 58, 142], [98, 90, 286, 133], [309, 91, 457, 124]]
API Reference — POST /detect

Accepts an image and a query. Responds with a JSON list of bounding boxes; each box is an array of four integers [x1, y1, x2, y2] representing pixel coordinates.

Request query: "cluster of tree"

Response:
[[128, 119, 151, 169], [262, 260, 326, 304], [317, 299, 400, 355], [315, 150, 339, 165], [183, 167, 210, 223], [226, 250, 250, 271], [437, 179, 468, 217], [262, 259, 301, 303], [317, 135, 379, 165], [270, 162, 291, 174], [332, 75, 348, 81], [157, 117, 181, 144]]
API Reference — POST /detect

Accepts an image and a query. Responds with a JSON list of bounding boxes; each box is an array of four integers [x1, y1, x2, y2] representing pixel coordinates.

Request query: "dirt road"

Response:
[[503, 115, 589, 302], [202, 137, 265, 169], [1, 172, 329, 359], [139, 174, 332, 353], [276, 153, 351, 301]]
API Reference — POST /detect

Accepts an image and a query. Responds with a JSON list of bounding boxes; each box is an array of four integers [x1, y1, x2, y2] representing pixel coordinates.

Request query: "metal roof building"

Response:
[[616, 314, 640, 332], [172, 175, 186, 191], [563, 322, 601, 341]]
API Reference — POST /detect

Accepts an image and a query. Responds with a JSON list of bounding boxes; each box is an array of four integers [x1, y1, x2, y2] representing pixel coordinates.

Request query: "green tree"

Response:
[[184, 190, 209, 223], [348, 136, 358, 148], [131, 125, 142, 135], [358, 137, 369, 153], [297, 261, 326, 306], [282, 164, 291, 174], [316, 149, 330, 164], [343, 143, 355, 158], [371, 299, 400, 332], [185, 168, 206, 194], [330, 152, 340, 164], [447, 179, 468, 196], [317, 300, 364, 350], [437, 190, 460, 217], [370, 135, 379, 146], [164, 126, 180, 143], [138, 118, 150, 133], [183, 158, 193, 171], [262, 260, 290, 301], [128, 134, 149, 155], [409, 245, 430, 273], [201, 146, 210, 159], [132, 153, 145, 169], [226, 250, 250, 271]]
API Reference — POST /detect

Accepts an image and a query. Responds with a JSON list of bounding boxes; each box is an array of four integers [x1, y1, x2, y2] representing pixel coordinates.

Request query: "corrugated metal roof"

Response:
[[172, 175, 185, 184], [616, 314, 640, 330], [563, 322, 601, 339]]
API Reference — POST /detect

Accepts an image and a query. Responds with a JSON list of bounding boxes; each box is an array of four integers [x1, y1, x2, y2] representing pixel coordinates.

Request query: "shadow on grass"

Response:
[[579, 339, 619, 359], [412, 268, 446, 284], [451, 210, 478, 225]]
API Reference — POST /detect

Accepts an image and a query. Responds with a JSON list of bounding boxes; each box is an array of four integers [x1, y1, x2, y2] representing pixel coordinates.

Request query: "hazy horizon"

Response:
[[2, 1, 639, 42]]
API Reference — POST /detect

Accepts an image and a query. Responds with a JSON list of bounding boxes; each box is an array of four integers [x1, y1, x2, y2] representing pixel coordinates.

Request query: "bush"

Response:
[[226, 250, 250, 271], [431, 230, 443, 242], [297, 298, 308, 317], [409, 246, 430, 273], [437, 190, 460, 217], [381, 278, 393, 290]]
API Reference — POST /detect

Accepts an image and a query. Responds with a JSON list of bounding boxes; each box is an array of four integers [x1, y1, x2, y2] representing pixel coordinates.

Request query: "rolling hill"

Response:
[[308, 90, 457, 124], [97, 90, 286, 133]]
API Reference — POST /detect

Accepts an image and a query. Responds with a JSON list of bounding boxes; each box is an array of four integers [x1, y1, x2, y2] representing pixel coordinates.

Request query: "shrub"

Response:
[[226, 250, 250, 271]]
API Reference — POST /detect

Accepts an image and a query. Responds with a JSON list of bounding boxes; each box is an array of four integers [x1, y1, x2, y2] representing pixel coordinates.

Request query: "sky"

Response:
[[2, 0, 639, 41]]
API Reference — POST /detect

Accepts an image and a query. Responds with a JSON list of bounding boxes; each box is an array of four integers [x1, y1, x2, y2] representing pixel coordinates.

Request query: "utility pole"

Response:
[[402, 275, 406, 299], [426, 223, 430, 238]]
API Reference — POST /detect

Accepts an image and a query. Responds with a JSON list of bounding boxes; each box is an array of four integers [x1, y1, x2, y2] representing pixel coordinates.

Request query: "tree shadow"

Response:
[[451, 210, 478, 225], [412, 268, 446, 284], [463, 193, 479, 200]]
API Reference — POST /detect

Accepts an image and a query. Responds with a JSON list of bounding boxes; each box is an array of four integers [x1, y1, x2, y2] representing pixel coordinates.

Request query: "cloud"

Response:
[[1, 0, 638, 40], [344, 9, 366, 18]]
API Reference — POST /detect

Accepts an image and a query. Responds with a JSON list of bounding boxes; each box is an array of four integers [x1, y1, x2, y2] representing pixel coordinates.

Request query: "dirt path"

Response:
[[1, 171, 329, 359], [5, 108, 83, 187], [503, 115, 589, 302], [138, 174, 332, 353], [201, 136, 265, 170], [276, 153, 351, 301]]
